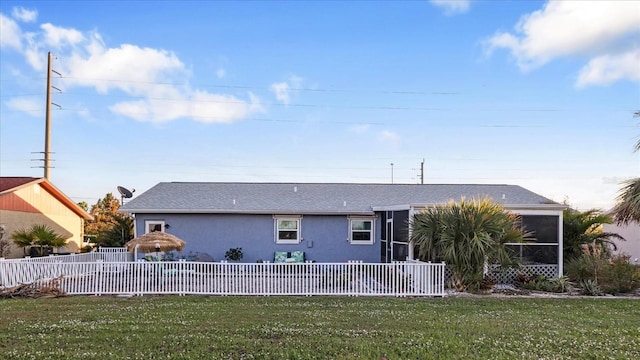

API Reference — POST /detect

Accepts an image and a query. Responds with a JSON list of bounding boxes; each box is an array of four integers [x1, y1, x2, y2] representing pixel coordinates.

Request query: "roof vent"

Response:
[[502, 194, 506, 200], [233, 199, 236, 205], [343, 201, 347, 207], [294, 186, 298, 193]]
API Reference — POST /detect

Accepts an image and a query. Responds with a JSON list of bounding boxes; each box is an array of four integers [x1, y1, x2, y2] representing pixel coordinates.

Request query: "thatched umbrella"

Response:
[[125, 232, 186, 253]]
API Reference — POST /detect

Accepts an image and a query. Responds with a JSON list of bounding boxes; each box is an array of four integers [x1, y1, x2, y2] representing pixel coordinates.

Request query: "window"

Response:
[[274, 216, 301, 244], [350, 217, 374, 245], [145, 220, 165, 233], [506, 214, 560, 265]]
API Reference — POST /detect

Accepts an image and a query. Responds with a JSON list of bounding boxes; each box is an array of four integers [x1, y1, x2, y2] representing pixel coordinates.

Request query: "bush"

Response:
[[565, 254, 640, 295], [600, 255, 640, 294], [518, 274, 572, 293], [225, 247, 243, 262]]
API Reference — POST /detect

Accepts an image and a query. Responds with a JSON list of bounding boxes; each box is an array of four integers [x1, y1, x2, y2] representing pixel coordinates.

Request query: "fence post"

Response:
[[95, 259, 103, 296]]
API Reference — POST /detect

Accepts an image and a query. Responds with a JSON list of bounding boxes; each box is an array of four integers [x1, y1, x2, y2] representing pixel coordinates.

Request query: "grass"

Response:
[[0, 296, 639, 359]]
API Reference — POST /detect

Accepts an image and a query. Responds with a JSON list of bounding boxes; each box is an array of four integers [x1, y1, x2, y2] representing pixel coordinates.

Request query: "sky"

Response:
[[1, 0, 639, 211]]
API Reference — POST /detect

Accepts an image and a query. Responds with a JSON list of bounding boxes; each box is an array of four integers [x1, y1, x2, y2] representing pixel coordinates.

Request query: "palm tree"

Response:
[[410, 197, 528, 291], [31, 224, 66, 255], [563, 209, 624, 261], [613, 180, 640, 225], [10, 228, 34, 256], [613, 111, 640, 224], [11, 224, 66, 256]]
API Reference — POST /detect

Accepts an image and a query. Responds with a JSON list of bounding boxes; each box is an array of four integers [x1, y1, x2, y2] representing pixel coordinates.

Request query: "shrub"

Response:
[[600, 255, 640, 294], [580, 279, 603, 296], [565, 253, 640, 295], [225, 247, 243, 262], [518, 275, 572, 293]]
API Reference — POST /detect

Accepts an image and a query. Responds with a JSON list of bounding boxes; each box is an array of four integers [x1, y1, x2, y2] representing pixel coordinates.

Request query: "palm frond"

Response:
[[613, 178, 640, 225]]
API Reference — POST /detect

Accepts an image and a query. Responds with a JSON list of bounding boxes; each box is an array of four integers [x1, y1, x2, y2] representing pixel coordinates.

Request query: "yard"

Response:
[[1, 296, 639, 359]]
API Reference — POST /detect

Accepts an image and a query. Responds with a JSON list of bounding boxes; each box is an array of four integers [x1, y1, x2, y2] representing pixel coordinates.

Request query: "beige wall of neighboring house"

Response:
[[0, 177, 92, 259], [603, 222, 640, 264]]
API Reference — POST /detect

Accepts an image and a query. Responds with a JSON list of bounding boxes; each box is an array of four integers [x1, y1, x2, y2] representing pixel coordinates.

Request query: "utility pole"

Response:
[[390, 163, 394, 184], [43, 51, 61, 179], [420, 158, 425, 184]]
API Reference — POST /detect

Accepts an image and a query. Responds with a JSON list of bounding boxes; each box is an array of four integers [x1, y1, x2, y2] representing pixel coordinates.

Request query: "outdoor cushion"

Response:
[[290, 251, 304, 263], [274, 251, 288, 263]]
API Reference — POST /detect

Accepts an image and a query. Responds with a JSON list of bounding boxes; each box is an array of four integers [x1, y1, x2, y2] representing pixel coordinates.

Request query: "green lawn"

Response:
[[0, 296, 638, 359]]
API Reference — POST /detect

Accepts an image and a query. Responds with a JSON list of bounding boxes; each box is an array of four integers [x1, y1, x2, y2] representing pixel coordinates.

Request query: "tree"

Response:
[[83, 193, 133, 247], [613, 110, 640, 224], [85, 193, 121, 237], [77, 201, 89, 212], [613, 180, 640, 225], [98, 213, 134, 247], [10, 228, 33, 256], [410, 197, 528, 291], [11, 224, 66, 256], [563, 208, 624, 261], [0, 225, 10, 258]]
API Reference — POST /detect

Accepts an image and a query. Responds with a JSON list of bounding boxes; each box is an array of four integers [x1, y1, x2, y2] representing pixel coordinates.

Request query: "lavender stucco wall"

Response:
[[134, 213, 381, 262]]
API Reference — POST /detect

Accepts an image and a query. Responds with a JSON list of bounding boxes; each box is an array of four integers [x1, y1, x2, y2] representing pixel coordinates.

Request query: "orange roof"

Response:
[[0, 177, 93, 221]]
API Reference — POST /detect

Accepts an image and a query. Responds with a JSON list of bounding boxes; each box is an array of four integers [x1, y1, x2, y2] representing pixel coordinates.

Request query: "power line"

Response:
[[56, 75, 461, 96]]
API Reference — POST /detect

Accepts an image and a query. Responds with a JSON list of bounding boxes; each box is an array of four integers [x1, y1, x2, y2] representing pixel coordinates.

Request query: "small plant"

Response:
[[518, 274, 572, 293], [580, 279, 603, 296], [548, 276, 573, 293], [225, 247, 243, 262]]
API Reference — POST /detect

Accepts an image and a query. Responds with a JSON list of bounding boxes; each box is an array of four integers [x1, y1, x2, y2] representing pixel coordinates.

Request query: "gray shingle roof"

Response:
[[120, 182, 563, 215]]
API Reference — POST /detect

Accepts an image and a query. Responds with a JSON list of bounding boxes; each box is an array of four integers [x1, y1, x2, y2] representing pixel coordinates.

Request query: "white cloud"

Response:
[[349, 124, 370, 134], [41, 23, 84, 48], [1, 15, 263, 124], [5, 97, 41, 116], [12, 7, 37, 23], [576, 48, 640, 87], [0, 13, 22, 50], [484, 1, 640, 86], [379, 130, 401, 147], [430, 0, 470, 15], [271, 75, 303, 105], [110, 91, 263, 124], [271, 82, 291, 105]]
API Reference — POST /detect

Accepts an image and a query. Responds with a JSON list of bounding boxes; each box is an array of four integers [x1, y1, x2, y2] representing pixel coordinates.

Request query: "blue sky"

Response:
[[1, 1, 638, 210]]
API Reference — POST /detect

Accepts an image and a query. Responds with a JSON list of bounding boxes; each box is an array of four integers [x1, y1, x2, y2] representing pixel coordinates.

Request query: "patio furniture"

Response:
[[274, 251, 305, 263]]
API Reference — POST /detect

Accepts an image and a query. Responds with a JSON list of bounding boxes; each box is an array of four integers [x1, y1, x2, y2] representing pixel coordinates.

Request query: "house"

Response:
[[120, 182, 566, 276], [0, 177, 93, 258], [603, 221, 640, 264]]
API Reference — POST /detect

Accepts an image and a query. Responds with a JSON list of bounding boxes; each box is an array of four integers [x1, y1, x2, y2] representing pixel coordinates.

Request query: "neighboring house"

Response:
[[120, 182, 566, 276], [0, 177, 93, 258], [603, 221, 640, 264]]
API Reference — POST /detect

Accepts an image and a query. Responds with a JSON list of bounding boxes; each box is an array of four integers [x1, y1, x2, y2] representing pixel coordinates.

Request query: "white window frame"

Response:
[[349, 217, 375, 245], [145, 220, 165, 233], [274, 216, 302, 244]]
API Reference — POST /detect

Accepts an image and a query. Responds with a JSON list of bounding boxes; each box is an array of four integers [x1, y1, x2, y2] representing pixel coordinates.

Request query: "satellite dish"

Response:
[[117, 186, 135, 199]]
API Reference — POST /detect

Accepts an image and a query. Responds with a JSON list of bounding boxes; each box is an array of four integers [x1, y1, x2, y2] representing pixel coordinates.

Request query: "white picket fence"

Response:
[[1, 248, 132, 264], [0, 259, 446, 297]]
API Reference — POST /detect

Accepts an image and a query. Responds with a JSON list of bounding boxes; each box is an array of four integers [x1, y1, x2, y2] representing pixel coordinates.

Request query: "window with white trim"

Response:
[[274, 216, 301, 244], [145, 220, 165, 233], [349, 217, 374, 245]]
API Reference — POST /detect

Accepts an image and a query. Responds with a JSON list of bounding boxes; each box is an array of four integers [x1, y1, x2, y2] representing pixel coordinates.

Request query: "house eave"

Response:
[[120, 208, 376, 216], [373, 203, 567, 212]]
